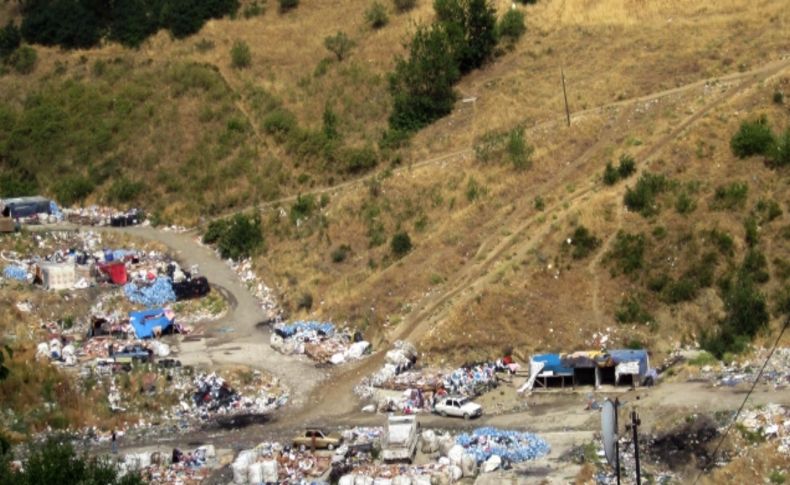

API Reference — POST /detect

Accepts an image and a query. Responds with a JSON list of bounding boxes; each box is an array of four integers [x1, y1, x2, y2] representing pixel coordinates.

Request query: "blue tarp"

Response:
[[531, 353, 573, 376], [123, 276, 176, 307], [456, 427, 550, 464], [129, 308, 174, 339], [275, 321, 335, 338], [609, 349, 650, 377], [3, 265, 28, 281]]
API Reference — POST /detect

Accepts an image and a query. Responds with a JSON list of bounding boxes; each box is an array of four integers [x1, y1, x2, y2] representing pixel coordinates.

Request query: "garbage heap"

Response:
[[737, 404, 790, 454], [229, 259, 282, 321], [270, 321, 371, 365], [231, 442, 333, 484], [124, 276, 176, 307], [120, 444, 216, 484], [179, 372, 288, 421], [454, 427, 551, 468], [63, 206, 145, 227], [712, 348, 790, 389]]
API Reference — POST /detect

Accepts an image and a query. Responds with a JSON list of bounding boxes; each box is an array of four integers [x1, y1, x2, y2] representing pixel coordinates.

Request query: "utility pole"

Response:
[[561, 66, 571, 127], [615, 398, 621, 485], [631, 410, 642, 485]]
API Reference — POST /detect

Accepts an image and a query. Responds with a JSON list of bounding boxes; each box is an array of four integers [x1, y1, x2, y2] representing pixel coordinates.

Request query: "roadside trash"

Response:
[[231, 441, 333, 484], [184, 372, 286, 420], [737, 404, 790, 454], [271, 321, 371, 365], [455, 427, 550, 464], [3, 265, 29, 281]]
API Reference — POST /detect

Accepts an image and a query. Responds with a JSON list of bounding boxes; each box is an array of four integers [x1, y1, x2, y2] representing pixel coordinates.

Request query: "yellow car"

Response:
[[292, 429, 343, 450]]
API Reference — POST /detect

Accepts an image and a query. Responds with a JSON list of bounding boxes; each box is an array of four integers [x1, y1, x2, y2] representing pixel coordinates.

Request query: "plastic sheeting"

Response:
[[123, 276, 176, 307], [274, 321, 335, 337], [3, 265, 28, 281], [455, 427, 550, 464]]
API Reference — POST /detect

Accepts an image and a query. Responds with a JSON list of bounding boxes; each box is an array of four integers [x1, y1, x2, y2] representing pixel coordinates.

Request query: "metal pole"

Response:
[[561, 67, 571, 127], [615, 398, 621, 485], [632, 410, 642, 485]]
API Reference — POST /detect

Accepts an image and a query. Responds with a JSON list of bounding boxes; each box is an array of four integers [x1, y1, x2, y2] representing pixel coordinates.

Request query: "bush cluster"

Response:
[[497, 8, 525, 43], [19, 0, 239, 49], [393, 0, 417, 12], [615, 295, 653, 325], [391, 230, 413, 257], [474, 125, 533, 169], [710, 181, 748, 211], [230, 40, 251, 69], [203, 213, 263, 260], [730, 116, 790, 167], [607, 231, 645, 275], [603, 154, 637, 185], [366, 2, 390, 29], [567, 225, 600, 260], [623, 172, 668, 216]]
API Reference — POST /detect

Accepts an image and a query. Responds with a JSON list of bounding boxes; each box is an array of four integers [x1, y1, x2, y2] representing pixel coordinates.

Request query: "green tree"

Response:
[[8, 45, 37, 74], [770, 128, 790, 167], [497, 7, 525, 42], [108, 0, 160, 48], [366, 1, 389, 29], [20, 0, 103, 48], [389, 24, 459, 132], [434, 0, 498, 73], [324, 31, 354, 61], [731, 117, 775, 158], [0, 22, 21, 59], [391, 230, 412, 256], [230, 40, 251, 69], [160, 0, 207, 38]]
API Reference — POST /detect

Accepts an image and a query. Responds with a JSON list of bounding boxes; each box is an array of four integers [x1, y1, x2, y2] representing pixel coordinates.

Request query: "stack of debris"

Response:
[[455, 427, 551, 467], [63, 206, 145, 227], [180, 372, 288, 421], [228, 259, 281, 321], [270, 321, 371, 365], [121, 444, 216, 484], [231, 442, 333, 484], [713, 348, 790, 388], [738, 404, 790, 454]]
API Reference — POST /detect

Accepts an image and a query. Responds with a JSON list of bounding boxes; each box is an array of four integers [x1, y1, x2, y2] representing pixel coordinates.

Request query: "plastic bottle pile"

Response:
[[441, 363, 498, 396], [3, 265, 29, 281], [455, 427, 550, 464], [123, 276, 176, 307]]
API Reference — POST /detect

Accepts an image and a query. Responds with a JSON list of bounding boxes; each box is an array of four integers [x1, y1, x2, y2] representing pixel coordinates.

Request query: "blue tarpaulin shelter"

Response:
[[530, 353, 573, 376], [129, 308, 174, 339], [1, 196, 52, 218]]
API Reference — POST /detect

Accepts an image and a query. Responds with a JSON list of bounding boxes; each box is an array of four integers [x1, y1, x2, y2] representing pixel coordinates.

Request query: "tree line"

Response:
[[15, 0, 240, 49]]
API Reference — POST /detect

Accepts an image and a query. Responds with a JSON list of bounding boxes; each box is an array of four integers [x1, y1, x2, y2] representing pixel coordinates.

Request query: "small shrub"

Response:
[[393, 0, 417, 12], [647, 273, 670, 293], [297, 292, 313, 311], [280, 0, 299, 12], [331, 244, 351, 263], [466, 177, 485, 202], [340, 145, 377, 173], [675, 191, 696, 214], [533, 196, 545, 211], [769, 128, 790, 167], [769, 470, 786, 485], [617, 154, 636, 178], [607, 231, 645, 275], [773, 91, 784, 105], [711, 181, 748, 211], [755, 198, 782, 223], [324, 31, 354, 62], [688, 351, 717, 367], [243, 1, 265, 17], [615, 295, 653, 325], [730, 117, 775, 158], [506, 126, 533, 169], [602, 162, 619, 185], [290, 194, 316, 224], [708, 229, 734, 257], [624, 172, 668, 216], [391, 230, 412, 256], [322, 104, 339, 140], [567, 225, 600, 259], [195, 39, 215, 52], [366, 1, 389, 29], [662, 277, 698, 304], [744, 216, 759, 247], [262, 109, 297, 141], [230, 40, 251, 69], [106, 177, 143, 203], [54, 176, 94, 206], [704, 269, 769, 357], [8, 45, 37, 74], [742, 248, 769, 283], [497, 8, 525, 42]]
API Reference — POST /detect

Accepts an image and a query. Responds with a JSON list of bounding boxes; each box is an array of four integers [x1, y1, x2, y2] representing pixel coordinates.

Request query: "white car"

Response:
[[434, 396, 483, 420]]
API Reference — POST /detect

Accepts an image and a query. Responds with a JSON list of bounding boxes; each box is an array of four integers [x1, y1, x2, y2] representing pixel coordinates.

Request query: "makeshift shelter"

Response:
[[99, 262, 128, 285], [129, 308, 175, 339], [1, 196, 52, 218], [39, 263, 76, 290], [527, 349, 654, 391], [609, 349, 651, 386], [526, 353, 574, 390]]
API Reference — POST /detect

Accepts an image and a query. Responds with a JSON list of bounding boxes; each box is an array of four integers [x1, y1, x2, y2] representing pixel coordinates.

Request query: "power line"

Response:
[[692, 314, 790, 485]]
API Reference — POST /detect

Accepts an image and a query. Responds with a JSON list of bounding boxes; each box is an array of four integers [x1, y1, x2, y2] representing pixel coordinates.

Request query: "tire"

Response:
[[327, 444, 334, 451], [440, 411, 447, 417], [463, 413, 470, 420]]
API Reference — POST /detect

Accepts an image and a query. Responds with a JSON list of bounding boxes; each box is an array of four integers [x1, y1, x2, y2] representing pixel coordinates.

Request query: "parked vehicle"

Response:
[[293, 429, 342, 450], [381, 415, 419, 463], [112, 344, 153, 364], [434, 396, 483, 420]]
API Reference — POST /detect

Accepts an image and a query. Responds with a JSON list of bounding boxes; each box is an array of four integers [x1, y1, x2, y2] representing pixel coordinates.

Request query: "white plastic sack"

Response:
[[447, 444, 464, 465], [413, 477, 431, 485], [386, 349, 409, 366], [270, 333, 284, 349], [438, 435, 455, 456], [37, 342, 49, 359], [460, 453, 477, 477], [248, 463, 263, 484], [392, 476, 412, 485], [137, 452, 151, 468], [481, 455, 501, 473], [330, 352, 346, 365], [261, 460, 278, 483], [355, 475, 374, 485], [449, 466, 463, 482], [361, 404, 376, 413], [346, 341, 370, 359], [199, 444, 216, 459], [150, 341, 171, 357], [374, 478, 393, 485], [235, 449, 255, 467], [232, 462, 249, 484], [339, 475, 356, 485], [421, 429, 438, 454]]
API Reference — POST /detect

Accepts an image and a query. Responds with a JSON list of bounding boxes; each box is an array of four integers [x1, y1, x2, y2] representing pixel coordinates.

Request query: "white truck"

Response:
[[381, 415, 419, 463]]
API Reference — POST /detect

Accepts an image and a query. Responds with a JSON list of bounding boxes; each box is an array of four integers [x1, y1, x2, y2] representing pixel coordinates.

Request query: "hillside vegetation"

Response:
[[1, 0, 789, 364]]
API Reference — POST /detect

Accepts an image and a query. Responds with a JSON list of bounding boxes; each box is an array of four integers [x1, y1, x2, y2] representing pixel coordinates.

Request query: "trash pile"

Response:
[[120, 444, 216, 484], [338, 463, 457, 484], [737, 404, 790, 454], [712, 348, 790, 388], [124, 277, 177, 307], [231, 442, 333, 484], [63, 206, 145, 227], [454, 427, 550, 465], [271, 321, 371, 365], [2, 265, 29, 282], [179, 372, 288, 421], [228, 258, 281, 321]]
